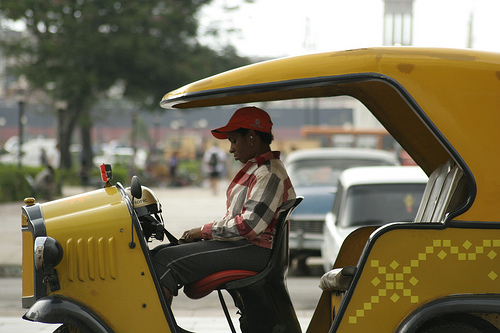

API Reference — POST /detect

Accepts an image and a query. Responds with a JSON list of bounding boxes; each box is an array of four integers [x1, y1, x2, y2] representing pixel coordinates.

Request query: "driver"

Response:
[[152, 106, 296, 308]]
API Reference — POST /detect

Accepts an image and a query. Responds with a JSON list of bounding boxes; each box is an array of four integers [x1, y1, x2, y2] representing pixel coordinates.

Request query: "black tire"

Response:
[[417, 313, 500, 333], [53, 324, 85, 333], [418, 322, 484, 333]]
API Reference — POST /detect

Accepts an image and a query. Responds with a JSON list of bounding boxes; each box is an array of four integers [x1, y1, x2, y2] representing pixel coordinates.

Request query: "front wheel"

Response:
[[53, 324, 85, 333], [417, 313, 500, 333]]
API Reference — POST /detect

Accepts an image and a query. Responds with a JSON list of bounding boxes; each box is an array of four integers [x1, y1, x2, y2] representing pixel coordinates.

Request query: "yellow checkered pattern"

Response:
[[348, 239, 500, 324]]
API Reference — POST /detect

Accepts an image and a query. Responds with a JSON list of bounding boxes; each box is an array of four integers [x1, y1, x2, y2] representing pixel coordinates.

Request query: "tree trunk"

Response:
[[79, 108, 94, 177], [57, 106, 78, 170], [57, 102, 87, 170]]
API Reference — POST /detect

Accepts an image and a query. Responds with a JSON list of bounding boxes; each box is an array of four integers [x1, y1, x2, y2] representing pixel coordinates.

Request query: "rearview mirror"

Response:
[[130, 176, 142, 199]]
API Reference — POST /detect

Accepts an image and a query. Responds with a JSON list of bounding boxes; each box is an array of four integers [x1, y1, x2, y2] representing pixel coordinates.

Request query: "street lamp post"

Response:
[[16, 76, 29, 168], [17, 98, 25, 168]]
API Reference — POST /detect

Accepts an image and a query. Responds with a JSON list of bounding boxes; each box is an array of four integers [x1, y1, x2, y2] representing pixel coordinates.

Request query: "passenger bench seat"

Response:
[[319, 159, 467, 292]]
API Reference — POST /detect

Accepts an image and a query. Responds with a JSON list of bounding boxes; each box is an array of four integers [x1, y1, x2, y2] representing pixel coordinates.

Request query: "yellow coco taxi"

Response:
[[21, 47, 500, 333], [160, 47, 500, 332]]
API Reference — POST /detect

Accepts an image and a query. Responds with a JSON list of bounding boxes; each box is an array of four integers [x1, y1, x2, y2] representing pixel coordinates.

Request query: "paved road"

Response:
[[0, 181, 324, 332]]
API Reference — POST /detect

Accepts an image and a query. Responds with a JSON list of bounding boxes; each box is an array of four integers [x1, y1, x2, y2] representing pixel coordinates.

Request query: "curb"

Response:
[[0, 265, 22, 277]]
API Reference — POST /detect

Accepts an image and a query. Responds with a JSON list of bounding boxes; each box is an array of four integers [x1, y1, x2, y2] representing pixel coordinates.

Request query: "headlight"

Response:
[[34, 236, 63, 272]]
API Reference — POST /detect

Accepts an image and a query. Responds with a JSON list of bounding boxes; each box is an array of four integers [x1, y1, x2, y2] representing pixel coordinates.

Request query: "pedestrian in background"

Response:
[[169, 151, 179, 186], [203, 142, 226, 194]]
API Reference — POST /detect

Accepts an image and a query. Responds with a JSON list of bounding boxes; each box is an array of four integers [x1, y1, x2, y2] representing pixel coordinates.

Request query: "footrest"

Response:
[[184, 270, 258, 299]]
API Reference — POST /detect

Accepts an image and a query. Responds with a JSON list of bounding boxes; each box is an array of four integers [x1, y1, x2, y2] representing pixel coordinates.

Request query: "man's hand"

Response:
[[179, 227, 203, 244]]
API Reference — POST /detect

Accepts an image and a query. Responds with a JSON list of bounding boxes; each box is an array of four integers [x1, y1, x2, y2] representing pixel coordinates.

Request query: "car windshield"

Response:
[[292, 193, 336, 216], [340, 183, 426, 228], [289, 158, 395, 187]]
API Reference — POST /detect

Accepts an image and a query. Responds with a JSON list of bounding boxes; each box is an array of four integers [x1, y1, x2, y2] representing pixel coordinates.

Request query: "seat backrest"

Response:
[[270, 196, 303, 278], [225, 197, 303, 289], [414, 159, 466, 223]]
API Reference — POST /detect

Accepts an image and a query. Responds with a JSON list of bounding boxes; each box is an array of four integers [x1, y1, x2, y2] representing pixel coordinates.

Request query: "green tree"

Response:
[[0, 0, 250, 171]]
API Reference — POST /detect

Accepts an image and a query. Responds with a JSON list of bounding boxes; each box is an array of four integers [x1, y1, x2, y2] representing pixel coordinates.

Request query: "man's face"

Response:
[[227, 130, 254, 164]]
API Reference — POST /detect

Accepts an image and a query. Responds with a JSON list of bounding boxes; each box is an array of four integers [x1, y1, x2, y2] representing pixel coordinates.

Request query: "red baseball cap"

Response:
[[211, 106, 273, 139]]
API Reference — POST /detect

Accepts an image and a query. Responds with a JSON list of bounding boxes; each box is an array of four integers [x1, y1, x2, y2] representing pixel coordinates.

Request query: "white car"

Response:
[[0, 136, 60, 167], [321, 165, 428, 272], [284, 148, 400, 272]]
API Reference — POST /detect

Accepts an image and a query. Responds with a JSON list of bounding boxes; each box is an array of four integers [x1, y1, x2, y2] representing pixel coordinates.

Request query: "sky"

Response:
[[198, 0, 500, 58]]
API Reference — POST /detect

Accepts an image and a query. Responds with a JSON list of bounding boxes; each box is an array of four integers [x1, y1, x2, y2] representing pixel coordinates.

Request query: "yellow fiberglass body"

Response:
[[160, 47, 500, 332], [22, 185, 173, 332]]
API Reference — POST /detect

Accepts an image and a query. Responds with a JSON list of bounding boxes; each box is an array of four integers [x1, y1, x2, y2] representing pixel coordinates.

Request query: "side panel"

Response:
[[334, 226, 500, 332]]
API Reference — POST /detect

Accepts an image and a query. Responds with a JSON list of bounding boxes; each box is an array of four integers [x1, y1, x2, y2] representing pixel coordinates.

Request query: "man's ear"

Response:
[[248, 129, 256, 139]]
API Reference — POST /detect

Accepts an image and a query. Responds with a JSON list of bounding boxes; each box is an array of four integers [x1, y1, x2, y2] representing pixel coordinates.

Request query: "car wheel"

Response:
[[53, 325, 85, 333], [418, 321, 489, 333]]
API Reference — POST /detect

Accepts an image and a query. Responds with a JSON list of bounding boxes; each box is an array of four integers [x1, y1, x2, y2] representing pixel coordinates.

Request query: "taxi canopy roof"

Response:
[[161, 47, 500, 222]]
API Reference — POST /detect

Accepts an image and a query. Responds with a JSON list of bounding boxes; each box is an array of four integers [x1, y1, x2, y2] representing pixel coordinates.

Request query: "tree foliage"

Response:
[[0, 0, 250, 170]]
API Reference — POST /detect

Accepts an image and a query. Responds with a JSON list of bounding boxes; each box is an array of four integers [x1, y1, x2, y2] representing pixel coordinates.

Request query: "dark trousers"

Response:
[[152, 239, 271, 296]]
